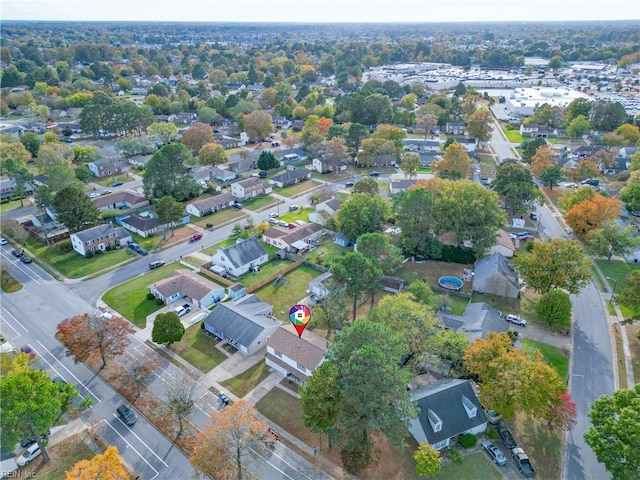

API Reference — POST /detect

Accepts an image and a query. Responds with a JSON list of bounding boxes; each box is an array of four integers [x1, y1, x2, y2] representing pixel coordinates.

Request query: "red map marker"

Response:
[[289, 304, 311, 338]]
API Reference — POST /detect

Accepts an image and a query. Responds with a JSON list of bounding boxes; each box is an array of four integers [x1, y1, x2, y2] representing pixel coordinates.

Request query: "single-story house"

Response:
[[202, 294, 280, 355], [438, 302, 508, 343], [262, 223, 323, 252], [227, 283, 246, 300], [454, 137, 477, 153], [333, 232, 352, 247], [70, 223, 132, 257], [269, 168, 311, 188], [231, 177, 272, 201], [87, 159, 130, 178], [32, 174, 50, 188], [91, 191, 149, 212], [210, 166, 237, 183], [490, 229, 517, 258], [265, 323, 328, 385], [218, 136, 243, 149], [408, 378, 488, 450], [211, 237, 268, 277], [117, 211, 172, 238], [127, 155, 152, 167], [309, 271, 334, 298], [276, 148, 310, 163], [403, 139, 441, 153], [389, 180, 417, 194], [148, 270, 225, 308], [186, 193, 234, 217], [472, 252, 520, 299]]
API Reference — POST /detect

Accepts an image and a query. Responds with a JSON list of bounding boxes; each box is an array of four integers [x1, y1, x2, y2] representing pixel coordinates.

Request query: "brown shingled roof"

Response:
[[151, 270, 221, 300], [267, 323, 327, 371]]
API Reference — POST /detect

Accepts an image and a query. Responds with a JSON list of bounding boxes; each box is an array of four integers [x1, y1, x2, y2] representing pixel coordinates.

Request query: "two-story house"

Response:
[[87, 159, 130, 178], [266, 324, 327, 385], [231, 177, 272, 201], [70, 223, 132, 256]]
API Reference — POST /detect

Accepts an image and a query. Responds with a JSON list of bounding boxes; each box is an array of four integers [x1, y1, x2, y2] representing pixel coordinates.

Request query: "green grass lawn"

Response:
[[220, 360, 271, 397], [102, 262, 187, 328], [202, 236, 239, 256], [434, 452, 503, 480], [25, 238, 136, 278], [448, 296, 470, 315], [595, 259, 640, 319], [241, 195, 280, 211], [189, 208, 248, 229], [0, 198, 31, 213], [169, 321, 228, 372], [273, 180, 321, 197], [308, 238, 350, 267], [239, 258, 294, 287], [521, 338, 569, 381], [418, 166, 432, 173], [1, 269, 23, 292], [253, 264, 322, 321], [505, 129, 523, 143], [92, 173, 132, 187], [278, 207, 313, 223]]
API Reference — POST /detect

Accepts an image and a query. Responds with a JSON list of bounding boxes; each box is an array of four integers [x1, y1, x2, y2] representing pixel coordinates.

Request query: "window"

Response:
[[296, 362, 306, 372], [427, 408, 442, 433], [461, 395, 477, 418], [274, 350, 282, 358]]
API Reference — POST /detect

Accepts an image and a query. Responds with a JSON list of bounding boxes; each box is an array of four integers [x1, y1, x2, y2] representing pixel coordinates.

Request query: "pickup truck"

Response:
[[511, 448, 536, 477]]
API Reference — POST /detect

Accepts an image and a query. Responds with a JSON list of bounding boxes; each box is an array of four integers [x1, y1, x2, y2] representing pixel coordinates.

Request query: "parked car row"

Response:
[[127, 243, 148, 256]]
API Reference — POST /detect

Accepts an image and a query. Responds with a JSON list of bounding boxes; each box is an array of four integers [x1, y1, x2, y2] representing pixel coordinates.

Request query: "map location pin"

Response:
[[289, 304, 311, 338]]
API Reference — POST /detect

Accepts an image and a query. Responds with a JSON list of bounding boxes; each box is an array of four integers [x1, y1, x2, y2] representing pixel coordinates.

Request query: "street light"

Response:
[[606, 276, 618, 305]]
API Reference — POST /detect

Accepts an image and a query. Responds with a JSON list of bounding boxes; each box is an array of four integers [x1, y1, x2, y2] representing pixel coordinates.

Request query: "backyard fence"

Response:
[[245, 259, 304, 294], [199, 266, 236, 286]]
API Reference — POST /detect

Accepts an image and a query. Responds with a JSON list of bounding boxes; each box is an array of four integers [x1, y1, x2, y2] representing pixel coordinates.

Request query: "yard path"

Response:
[[515, 324, 571, 352]]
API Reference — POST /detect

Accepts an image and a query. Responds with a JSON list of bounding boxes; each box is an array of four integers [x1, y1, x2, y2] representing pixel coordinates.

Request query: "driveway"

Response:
[[514, 324, 571, 352]]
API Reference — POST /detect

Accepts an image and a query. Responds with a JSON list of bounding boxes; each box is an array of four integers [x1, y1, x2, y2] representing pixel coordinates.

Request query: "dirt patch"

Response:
[[627, 324, 640, 381], [18, 433, 97, 479], [157, 225, 202, 250]]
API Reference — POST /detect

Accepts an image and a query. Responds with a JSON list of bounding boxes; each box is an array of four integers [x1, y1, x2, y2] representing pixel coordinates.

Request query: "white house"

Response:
[[211, 237, 268, 277], [186, 193, 234, 217], [261, 223, 323, 252], [231, 177, 272, 201], [312, 157, 348, 173], [202, 294, 280, 355], [70, 224, 132, 256], [489, 229, 517, 258], [265, 323, 327, 385], [148, 270, 225, 308]]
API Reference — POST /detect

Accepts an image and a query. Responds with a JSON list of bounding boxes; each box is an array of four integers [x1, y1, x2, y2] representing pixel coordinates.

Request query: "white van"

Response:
[[17, 443, 41, 466]]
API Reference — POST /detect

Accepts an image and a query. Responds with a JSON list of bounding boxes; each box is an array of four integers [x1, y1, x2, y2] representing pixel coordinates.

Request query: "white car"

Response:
[[17, 443, 41, 466], [0, 237, 7, 245], [268, 212, 279, 218], [505, 314, 527, 326]]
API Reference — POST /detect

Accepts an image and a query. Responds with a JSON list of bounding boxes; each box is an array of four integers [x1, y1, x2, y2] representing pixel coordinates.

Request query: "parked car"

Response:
[[268, 218, 278, 225], [277, 220, 289, 227], [189, 233, 203, 242], [498, 425, 518, 449], [137, 248, 148, 256], [288, 204, 299, 211], [127, 242, 140, 251], [483, 407, 503, 424], [529, 212, 538, 221], [111, 181, 124, 187], [369, 171, 380, 177], [509, 232, 518, 240], [505, 314, 527, 326], [20, 344, 36, 357], [174, 304, 191, 317], [20, 255, 33, 264], [233, 203, 243, 209], [287, 223, 297, 229], [511, 447, 536, 477], [20, 429, 50, 448], [101, 189, 112, 195], [116, 404, 137, 426], [561, 182, 578, 188], [0, 237, 7, 245], [17, 443, 41, 466], [11, 249, 23, 258], [482, 441, 507, 466], [581, 178, 599, 186], [345, 181, 355, 187], [149, 260, 165, 270], [268, 212, 279, 218]]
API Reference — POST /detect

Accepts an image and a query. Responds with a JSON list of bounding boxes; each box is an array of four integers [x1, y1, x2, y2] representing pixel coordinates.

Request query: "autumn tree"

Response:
[[331, 252, 383, 322], [432, 142, 470, 179], [148, 121, 178, 145], [400, 152, 421, 179], [521, 137, 547, 163], [182, 122, 214, 155], [1, 219, 28, 245], [156, 195, 184, 236], [414, 443, 441, 477], [531, 145, 555, 176], [544, 391, 577, 432], [535, 289, 572, 332], [559, 186, 597, 212], [198, 142, 227, 166], [66, 446, 128, 480], [584, 385, 640, 480], [416, 113, 438, 140], [321, 137, 350, 175], [152, 311, 185, 345], [565, 194, 621, 237], [36, 142, 74, 172], [300, 321, 416, 473], [571, 159, 600, 182], [352, 176, 379, 196], [53, 185, 101, 233], [587, 224, 640, 261], [56, 313, 131, 370], [335, 193, 389, 241], [166, 372, 200, 437], [358, 137, 395, 167], [467, 109, 493, 147], [0, 140, 30, 173], [191, 399, 271, 480], [243, 110, 273, 143], [123, 355, 160, 400], [514, 239, 592, 294], [1, 368, 80, 464]]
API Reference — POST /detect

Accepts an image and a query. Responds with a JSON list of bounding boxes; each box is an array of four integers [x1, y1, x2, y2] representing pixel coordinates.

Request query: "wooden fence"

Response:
[[245, 259, 304, 294]]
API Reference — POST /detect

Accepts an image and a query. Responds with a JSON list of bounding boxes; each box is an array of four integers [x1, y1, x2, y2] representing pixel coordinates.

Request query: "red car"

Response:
[[189, 234, 203, 242], [20, 344, 36, 357]]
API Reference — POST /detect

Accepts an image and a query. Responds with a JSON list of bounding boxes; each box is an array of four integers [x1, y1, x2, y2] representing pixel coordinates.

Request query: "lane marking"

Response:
[[102, 418, 161, 479], [1, 307, 29, 333]]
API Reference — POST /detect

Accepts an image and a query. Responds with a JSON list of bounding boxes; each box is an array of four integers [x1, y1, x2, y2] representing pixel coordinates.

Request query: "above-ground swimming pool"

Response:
[[438, 276, 463, 291]]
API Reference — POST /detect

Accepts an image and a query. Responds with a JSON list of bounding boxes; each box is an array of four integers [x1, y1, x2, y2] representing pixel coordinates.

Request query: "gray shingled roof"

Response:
[[120, 213, 160, 232], [409, 379, 487, 445], [73, 223, 117, 243], [282, 223, 322, 245], [267, 323, 327, 373], [91, 191, 147, 209], [203, 294, 277, 347], [219, 237, 267, 269], [437, 302, 508, 343], [190, 193, 233, 212], [271, 169, 308, 183], [151, 270, 222, 300]]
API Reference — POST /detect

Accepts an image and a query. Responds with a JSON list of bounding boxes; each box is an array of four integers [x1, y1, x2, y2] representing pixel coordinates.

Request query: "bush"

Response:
[[85, 251, 94, 258], [146, 293, 155, 300], [439, 245, 476, 264], [458, 433, 477, 449], [445, 448, 464, 463], [487, 428, 499, 440], [59, 242, 73, 253], [155, 298, 164, 306]]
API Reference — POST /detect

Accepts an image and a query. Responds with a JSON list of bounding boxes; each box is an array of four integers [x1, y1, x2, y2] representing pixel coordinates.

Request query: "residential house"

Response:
[[0, 177, 34, 200], [57, 122, 82, 133], [211, 237, 268, 277], [127, 155, 152, 167], [261, 223, 323, 252], [269, 168, 311, 188], [169, 112, 197, 125], [210, 166, 237, 183], [309, 271, 334, 298], [31, 206, 64, 233], [438, 302, 508, 343], [202, 294, 280, 355], [70, 223, 132, 257], [277, 148, 310, 163], [32, 174, 49, 188], [445, 122, 467, 135], [186, 193, 234, 217], [148, 270, 225, 308], [231, 177, 272, 201], [219, 137, 243, 150], [454, 137, 476, 153], [292, 120, 305, 131], [419, 153, 440, 166], [389, 180, 417, 194], [116, 211, 180, 238], [91, 191, 149, 213], [312, 157, 348, 173], [520, 123, 543, 137], [403, 139, 441, 153], [308, 197, 341, 226], [0, 124, 28, 138], [87, 159, 130, 178], [333, 232, 352, 247], [472, 252, 520, 298], [265, 323, 328, 385], [489, 229, 517, 258], [227, 156, 255, 174], [408, 378, 488, 450]]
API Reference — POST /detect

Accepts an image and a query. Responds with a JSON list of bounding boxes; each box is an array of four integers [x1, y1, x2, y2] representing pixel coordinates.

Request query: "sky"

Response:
[[2, 0, 639, 23]]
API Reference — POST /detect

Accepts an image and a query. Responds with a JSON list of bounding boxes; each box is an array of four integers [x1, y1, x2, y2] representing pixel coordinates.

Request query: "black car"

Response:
[[369, 171, 380, 177], [498, 425, 518, 449], [111, 181, 124, 187], [11, 249, 23, 258], [345, 181, 355, 187], [116, 404, 137, 426], [20, 256, 32, 264]]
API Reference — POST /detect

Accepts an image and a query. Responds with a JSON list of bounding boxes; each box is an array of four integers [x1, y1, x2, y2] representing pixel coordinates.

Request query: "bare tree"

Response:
[[123, 354, 160, 400], [166, 371, 200, 437], [2, 219, 28, 245]]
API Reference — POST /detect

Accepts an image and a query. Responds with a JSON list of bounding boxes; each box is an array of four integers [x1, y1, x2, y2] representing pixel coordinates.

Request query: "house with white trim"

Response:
[[211, 237, 268, 277], [70, 224, 132, 256], [266, 324, 327, 385], [148, 270, 225, 308]]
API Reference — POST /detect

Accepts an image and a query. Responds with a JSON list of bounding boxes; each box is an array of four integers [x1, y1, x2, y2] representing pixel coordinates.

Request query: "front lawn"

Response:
[[511, 414, 563, 480], [595, 259, 640, 319], [505, 129, 523, 143], [272, 180, 321, 197], [169, 321, 228, 372], [241, 195, 280, 211], [202, 236, 239, 256], [434, 452, 503, 480], [521, 338, 569, 381], [253, 265, 322, 321], [238, 258, 294, 287], [1, 269, 23, 292], [25, 238, 135, 279], [0, 198, 31, 213], [92, 173, 132, 187], [189, 208, 248, 229], [278, 207, 313, 223], [102, 262, 187, 328], [19, 433, 96, 479], [220, 360, 271, 397]]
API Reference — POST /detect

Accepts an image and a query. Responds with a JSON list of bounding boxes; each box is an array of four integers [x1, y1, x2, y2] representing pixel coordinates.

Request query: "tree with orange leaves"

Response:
[[317, 116, 334, 137], [565, 194, 621, 237], [56, 313, 131, 371], [530, 145, 555, 175], [190, 399, 271, 480], [66, 446, 128, 480]]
